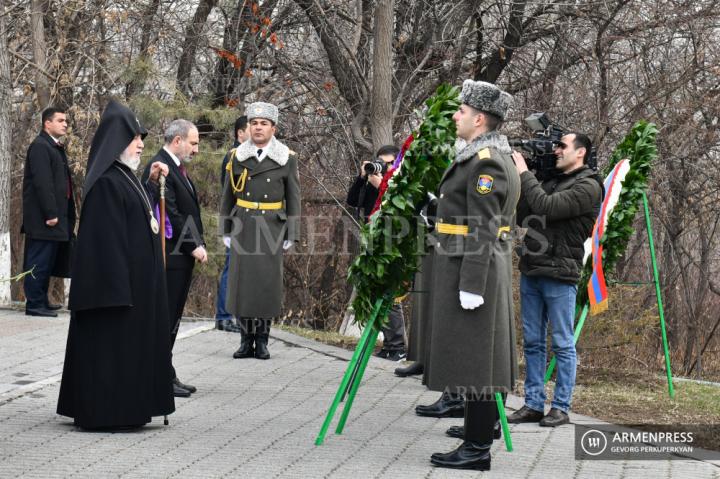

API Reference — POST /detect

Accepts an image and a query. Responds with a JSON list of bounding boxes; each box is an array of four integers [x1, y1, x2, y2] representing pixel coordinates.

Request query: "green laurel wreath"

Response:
[[576, 121, 658, 307], [348, 84, 460, 327]]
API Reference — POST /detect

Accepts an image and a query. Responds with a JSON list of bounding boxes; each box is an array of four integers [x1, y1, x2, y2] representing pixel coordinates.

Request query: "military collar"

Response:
[[234, 136, 289, 166], [455, 132, 511, 163]]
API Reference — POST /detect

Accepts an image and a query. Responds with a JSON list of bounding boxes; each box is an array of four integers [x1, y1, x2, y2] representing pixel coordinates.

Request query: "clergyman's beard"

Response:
[[119, 151, 141, 171]]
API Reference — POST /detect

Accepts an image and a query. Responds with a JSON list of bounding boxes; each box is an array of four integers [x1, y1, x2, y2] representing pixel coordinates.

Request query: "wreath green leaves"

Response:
[[348, 84, 460, 327], [576, 121, 658, 307]]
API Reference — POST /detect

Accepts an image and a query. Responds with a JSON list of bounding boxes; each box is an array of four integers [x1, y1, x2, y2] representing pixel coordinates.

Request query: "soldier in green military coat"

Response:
[[422, 81, 520, 471], [220, 102, 300, 360]]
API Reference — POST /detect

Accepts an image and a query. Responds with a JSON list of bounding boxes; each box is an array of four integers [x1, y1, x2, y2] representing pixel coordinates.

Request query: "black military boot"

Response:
[[254, 319, 271, 360], [446, 421, 502, 440], [233, 318, 255, 358], [415, 392, 464, 418], [430, 441, 491, 470]]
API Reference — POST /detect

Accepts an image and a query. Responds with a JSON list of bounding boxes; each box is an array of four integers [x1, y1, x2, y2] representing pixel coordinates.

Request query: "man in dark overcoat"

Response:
[[423, 80, 520, 470], [21, 107, 76, 316], [220, 102, 301, 360]]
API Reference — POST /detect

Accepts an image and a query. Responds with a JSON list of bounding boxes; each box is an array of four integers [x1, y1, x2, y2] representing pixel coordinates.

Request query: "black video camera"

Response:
[[363, 160, 388, 176], [510, 112, 597, 180]]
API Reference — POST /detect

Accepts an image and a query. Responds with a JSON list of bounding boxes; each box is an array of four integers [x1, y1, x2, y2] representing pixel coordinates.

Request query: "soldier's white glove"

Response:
[[459, 291, 484, 310], [283, 240, 294, 251], [223, 236, 231, 248]]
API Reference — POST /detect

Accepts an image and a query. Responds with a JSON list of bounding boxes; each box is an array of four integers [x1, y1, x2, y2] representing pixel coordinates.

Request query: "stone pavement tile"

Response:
[[1, 311, 719, 478]]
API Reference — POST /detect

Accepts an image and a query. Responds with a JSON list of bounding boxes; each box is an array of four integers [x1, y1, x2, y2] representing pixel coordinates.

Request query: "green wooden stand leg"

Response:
[[495, 392, 513, 452], [315, 299, 384, 445], [544, 303, 589, 384], [335, 326, 380, 434], [642, 192, 675, 399]]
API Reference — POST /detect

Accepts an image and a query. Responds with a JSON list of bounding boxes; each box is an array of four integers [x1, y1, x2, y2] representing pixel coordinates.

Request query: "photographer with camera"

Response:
[[346, 145, 407, 361], [508, 132, 603, 427]]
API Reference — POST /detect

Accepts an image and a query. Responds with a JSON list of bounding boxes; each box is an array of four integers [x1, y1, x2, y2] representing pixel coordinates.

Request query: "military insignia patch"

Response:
[[477, 175, 494, 194]]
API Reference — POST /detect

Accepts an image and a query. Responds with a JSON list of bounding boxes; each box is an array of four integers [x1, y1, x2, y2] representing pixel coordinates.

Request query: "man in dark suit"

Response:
[[22, 107, 76, 317], [142, 119, 206, 398]]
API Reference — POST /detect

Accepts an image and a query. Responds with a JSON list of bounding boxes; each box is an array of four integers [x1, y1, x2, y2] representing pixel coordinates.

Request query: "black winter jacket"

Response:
[[346, 176, 379, 223], [516, 166, 603, 283], [21, 131, 76, 241]]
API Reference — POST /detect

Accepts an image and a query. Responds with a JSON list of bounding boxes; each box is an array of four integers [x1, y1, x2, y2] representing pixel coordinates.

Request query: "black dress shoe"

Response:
[[416, 392, 464, 418], [216, 319, 242, 333], [173, 377, 196, 393], [46, 303, 63, 311], [25, 308, 58, 317], [507, 405, 544, 424], [173, 383, 191, 398], [446, 422, 502, 440], [539, 408, 570, 427], [395, 362, 424, 377], [430, 441, 491, 471]]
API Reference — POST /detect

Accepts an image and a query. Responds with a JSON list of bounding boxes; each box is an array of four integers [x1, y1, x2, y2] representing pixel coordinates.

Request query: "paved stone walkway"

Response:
[[1, 308, 718, 478]]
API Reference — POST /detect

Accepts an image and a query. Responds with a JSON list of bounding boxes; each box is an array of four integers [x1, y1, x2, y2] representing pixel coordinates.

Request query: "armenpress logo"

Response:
[[581, 429, 608, 456]]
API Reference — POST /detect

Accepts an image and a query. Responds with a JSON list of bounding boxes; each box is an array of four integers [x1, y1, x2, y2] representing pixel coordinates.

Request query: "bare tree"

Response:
[[0, 0, 13, 303], [370, 0, 394, 149]]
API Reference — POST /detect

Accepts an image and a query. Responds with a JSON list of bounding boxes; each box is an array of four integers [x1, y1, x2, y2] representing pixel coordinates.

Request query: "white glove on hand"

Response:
[[223, 236, 231, 248], [459, 291, 484, 310], [283, 240, 294, 251]]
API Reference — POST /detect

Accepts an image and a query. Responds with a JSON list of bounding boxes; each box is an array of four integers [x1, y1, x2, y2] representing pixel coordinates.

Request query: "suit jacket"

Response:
[[142, 149, 204, 270], [22, 131, 76, 241]]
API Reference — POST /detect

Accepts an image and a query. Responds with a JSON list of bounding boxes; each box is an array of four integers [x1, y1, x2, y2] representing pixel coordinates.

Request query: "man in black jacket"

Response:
[[22, 107, 76, 317], [142, 119, 206, 398], [508, 133, 603, 427], [346, 145, 407, 361]]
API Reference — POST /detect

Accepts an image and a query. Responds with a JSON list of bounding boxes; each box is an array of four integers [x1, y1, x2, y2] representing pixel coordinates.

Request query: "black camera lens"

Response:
[[363, 161, 387, 176]]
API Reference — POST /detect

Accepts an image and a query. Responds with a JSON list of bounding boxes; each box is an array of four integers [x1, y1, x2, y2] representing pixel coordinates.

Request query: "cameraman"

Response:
[[508, 133, 603, 427], [346, 145, 407, 361]]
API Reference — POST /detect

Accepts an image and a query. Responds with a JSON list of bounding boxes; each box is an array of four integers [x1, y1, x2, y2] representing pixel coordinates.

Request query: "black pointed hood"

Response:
[[82, 100, 148, 198]]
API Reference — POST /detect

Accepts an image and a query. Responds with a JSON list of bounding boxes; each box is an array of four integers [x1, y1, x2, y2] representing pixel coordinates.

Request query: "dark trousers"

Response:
[[23, 238, 59, 310], [464, 394, 503, 444], [166, 265, 193, 379], [381, 302, 406, 351]]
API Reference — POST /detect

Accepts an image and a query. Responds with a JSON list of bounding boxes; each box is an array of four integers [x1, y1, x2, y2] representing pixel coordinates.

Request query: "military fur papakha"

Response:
[[246, 101, 279, 124], [460, 80, 513, 121]]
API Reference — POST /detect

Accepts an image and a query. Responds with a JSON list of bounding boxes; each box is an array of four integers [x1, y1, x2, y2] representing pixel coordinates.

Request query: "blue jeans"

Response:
[[215, 248, 232, 321], [521, 274, 577, 414]]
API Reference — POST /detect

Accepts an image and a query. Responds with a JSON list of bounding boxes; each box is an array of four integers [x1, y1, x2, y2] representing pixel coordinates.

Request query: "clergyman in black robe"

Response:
[[57, 100, 175, 430]]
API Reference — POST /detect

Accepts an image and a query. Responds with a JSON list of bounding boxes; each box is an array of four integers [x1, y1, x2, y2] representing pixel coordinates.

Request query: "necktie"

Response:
[[179, 163, 188, 178], [257, 149, 263, 158]]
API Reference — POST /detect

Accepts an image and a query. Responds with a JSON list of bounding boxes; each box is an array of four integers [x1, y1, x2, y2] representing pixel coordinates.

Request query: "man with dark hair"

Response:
[[508, 132, 602, 428], [221, 102, 301, 360], [216, 115, 250, 332], [347, 145, 408, 361], [421, 80, 520, 471], [21, 107, 76, 317], [142, 119, 206, 398]]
